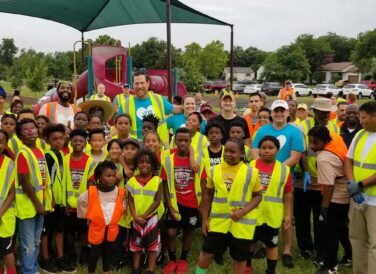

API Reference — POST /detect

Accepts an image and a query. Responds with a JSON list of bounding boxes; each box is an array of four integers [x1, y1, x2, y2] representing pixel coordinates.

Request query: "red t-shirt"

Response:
[[255, 159, 292, 193], [17, 148, 47, 187], [135, 174, 153, 187], [61, 146, 70, 155], [69, 154, 94, 190], [161, 154, 207, 208]]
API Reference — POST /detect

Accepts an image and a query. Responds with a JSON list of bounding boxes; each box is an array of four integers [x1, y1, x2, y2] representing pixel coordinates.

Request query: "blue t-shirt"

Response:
[[252, 124, 304, 162], [167, 113, 207, 134], [119, 95, 173, 139]]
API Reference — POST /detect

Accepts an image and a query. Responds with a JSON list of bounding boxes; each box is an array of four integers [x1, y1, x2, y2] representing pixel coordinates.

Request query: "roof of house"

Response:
[[321, 62, 358, 73], [224, 67, 254, 74]]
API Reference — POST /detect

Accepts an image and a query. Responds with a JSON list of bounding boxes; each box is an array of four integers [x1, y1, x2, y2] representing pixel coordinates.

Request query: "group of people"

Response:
[[0, 73, 375, 274]]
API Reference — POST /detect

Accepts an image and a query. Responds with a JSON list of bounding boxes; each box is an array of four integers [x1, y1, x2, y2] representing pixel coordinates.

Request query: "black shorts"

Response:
[[202, 232, 252, 261], [42, 205, 65, 235], [252, 224, 279, 248], [165, 204, 199, 230], [0, 236, 13, 256], [64, 211, 88, 234]]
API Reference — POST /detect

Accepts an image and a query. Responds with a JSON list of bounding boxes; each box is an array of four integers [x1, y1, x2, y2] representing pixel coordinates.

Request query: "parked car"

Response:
[[343, 84, 373, 98], [238, 80, 255, 85], [261, 82, 282, 96], [205, 80, 229, 93], [244, 84, 262, 94], [38, 88, 56, 104], [292, 83, 313, 97], [233, 83, 246, 93], [203, 81, 213, 93], [360, 80, 376, 91], [312, 84, 341, 96]]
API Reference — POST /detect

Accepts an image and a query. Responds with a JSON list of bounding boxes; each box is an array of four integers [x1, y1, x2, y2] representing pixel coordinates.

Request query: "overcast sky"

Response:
[[1, 0, 376, 53]]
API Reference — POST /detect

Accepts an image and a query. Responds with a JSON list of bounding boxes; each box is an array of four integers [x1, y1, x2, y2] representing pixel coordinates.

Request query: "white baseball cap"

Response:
[[271, 100, 289, 111]]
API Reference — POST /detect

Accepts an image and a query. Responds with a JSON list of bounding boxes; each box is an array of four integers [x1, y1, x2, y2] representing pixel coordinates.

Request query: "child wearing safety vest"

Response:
[[0, 129, 16, 274], [89, 83, 111, 102], [162, 127, 207, 274], [1, 113, 17, 159], [64, 128, 96, 266], [229, 121, 252, 163], [196, 138, 262, 274], [246, 136, 293, 274], [73, 111, 89, 130], [88, 128, 108, 165], [39, 124, 76, 273], [77, 160, 126, 274], [127, 149, 163, 274], [15, 118, 53, 274]]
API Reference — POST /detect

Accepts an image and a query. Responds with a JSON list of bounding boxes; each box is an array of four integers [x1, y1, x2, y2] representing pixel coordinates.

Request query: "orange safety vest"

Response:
[[280, 88, 294, 100], [245, 115, 260, 139], [329, 112, 337, 121], [46, 102, 77, 124], [86, 186, 125, 245], [323, 133, 347, 162]]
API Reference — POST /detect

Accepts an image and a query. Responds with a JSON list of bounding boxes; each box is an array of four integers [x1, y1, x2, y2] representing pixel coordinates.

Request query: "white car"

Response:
[[244, 84, 262, 94], [342, 84, 373, 98], [312, 84, 341, 96], [292, 83, 313, 97]]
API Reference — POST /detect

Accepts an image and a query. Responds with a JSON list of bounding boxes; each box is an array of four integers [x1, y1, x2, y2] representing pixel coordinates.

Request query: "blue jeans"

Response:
[[18, 215, 44, 274]]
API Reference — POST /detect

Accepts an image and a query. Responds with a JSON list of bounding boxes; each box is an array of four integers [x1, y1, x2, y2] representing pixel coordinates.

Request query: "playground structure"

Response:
[[32, 45, 188, 114]]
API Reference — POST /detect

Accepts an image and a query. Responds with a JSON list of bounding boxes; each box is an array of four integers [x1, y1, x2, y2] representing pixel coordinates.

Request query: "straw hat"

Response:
[[78, 100, 116, 122], [310, 98, 337, 112]]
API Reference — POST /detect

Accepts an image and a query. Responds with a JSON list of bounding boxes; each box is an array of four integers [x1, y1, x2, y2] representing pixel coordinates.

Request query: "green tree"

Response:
[[244, 47, 267, 75], [232, 46, 247, 67], [352, 29, 376, 73], [261, 44, 310, 83], [0, 38, 18, 66], [26, 58, 48, 93], [318, 32, 356, 62], [200, 40, 228, 79], [92, 35, 121, 46], [46, 52, 72, 85], [295, 34, 332, 83], [180, 43, 205, 92]]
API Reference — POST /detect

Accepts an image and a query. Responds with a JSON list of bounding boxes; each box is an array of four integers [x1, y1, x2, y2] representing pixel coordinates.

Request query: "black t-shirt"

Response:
[[208, 147, 222, 167], [211, 114, 250, 144], [45, 150, 63, 186]]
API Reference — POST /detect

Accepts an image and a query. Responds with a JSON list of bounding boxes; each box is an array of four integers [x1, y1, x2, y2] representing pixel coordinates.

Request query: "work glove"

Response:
[[318, 207, 328, 224], [347, 180, 362, 197], [303, 171, 311, 192], [352, 192, 365, 204]]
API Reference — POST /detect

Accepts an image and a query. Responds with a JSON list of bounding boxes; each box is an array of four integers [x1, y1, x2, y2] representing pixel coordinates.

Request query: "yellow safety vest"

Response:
[[64, 154, 96, 208], [15, 147, 52, 219], [301, 118, 339, 177], [162, 153, 205, 213], [90, 94, 111, 102], [352, 130, 376, 196], [171, 132, 208, 155], [121, 92, 169, 149], [8, 136, 49, 156], [244, 146, 252, 163], [209, 163, 259, 240], [250, 160, 289, 228], [115, 93, 128, 110], [0, 156, 16, 237], [37, 138, 49, 152], [45, 149, 66, 205]]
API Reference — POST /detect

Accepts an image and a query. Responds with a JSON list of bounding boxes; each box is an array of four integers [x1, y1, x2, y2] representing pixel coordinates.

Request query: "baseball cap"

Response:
[[285, 80, 291, 85], [123, 83, 130, 88], [297, 103, 308, 111], [200, 103, 213, 113], [123, 137, 140, 148], [271, 100, 289, 111], [221, 93, 235, 101]]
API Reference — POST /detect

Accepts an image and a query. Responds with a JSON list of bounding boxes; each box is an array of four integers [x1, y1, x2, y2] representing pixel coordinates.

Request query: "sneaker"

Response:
[[39, 259, 60, 274], [176, 260, 188, 274], [282, 254, 294, 268], [313, 257, 324, 267], [163, 261, 177, 274], [299, 249, 314, 260], [214, 253, 224, 265], [55, 257, 76, 273], [315, 265, 338, 274], [131, 268, 141, 274], [340, 256, 352, 267], [244, 266, 252, 274]]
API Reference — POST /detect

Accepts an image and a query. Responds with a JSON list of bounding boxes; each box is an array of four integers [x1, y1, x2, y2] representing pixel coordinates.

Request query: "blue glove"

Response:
[[347, 180, 362, 197], [303, 171, 311, 192], [352, 192, 365, 204]]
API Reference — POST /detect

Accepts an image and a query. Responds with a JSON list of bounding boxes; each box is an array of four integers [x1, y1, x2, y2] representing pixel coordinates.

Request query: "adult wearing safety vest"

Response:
[[89, 83, 111, 102], [243, 93, 264, 139], [196, 138, 262, 274], [118, 72, 183, 149], [38, 81, 79, 127], [345, 101, 376, 274], [278, 80, 296, 100], [113, 83, 135, 111], [296, 98, 339, 266], [15, 118, 53, 274]]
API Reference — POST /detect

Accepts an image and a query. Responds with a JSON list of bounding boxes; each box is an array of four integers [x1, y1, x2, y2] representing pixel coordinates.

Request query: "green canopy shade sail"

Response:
[[0, 0, 230, 32]]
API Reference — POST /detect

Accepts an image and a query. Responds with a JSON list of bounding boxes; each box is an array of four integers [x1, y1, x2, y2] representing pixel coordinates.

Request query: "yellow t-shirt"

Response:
[[207, 161, 262, 193]]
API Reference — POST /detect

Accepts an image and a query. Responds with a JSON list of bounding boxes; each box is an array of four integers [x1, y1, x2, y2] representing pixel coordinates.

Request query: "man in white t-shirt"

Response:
[[39, 81, 78, 126], [345, 101, 376, 274]]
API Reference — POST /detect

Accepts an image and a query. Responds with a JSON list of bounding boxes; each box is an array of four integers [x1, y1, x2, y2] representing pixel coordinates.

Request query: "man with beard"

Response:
[[39, 81, 78, 127], [340, 104, 362, 148]]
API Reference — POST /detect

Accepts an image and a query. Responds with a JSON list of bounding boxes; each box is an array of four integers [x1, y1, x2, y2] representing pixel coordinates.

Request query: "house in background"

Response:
[[321, 62, 361, 83], [224, 67, 255, 81]]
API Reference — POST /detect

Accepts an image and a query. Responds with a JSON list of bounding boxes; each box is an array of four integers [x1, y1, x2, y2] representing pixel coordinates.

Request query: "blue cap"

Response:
[[0, 86, 6, 99]]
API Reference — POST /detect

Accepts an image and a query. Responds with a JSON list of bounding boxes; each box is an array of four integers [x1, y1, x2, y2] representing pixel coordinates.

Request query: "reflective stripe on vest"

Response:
[[0, 156, 16, 237], [0, 159, 14, 207], [10, 138, 20, 156], [47, 102, 77, 124]]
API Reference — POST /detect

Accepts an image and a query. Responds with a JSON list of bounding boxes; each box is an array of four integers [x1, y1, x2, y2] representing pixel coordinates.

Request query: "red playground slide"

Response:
[[33, 45, 187, 114]]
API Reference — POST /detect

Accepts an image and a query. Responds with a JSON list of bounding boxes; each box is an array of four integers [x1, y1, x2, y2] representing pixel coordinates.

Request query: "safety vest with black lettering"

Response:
[[120, 92, 169, 149], [0, 155, 16, 238], [209, 164, 259, 240], [15, 147, 53, 219], [250, 160, 289, 228], [352, 130, 376, 197], [301, 118, 339, 177], [86, 186, 125, 245], [64, 154, 96, 208], [45, 149, 66, 206], [126, 176, 164, 220]]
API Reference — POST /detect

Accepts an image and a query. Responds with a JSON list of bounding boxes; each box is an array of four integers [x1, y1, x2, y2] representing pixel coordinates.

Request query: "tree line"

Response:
[[1, 29, 376, 94]]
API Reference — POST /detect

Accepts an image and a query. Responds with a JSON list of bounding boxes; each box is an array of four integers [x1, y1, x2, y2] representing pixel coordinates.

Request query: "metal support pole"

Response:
[[166, 0, 172, 102], [81, 32, 85, 73], [230, 25, 234, 89]]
